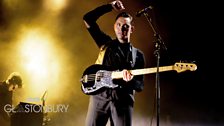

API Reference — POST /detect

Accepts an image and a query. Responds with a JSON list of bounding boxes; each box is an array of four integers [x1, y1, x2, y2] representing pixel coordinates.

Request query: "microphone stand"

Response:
[[41, 90, 50, 126], [143, 12, 167, 126]]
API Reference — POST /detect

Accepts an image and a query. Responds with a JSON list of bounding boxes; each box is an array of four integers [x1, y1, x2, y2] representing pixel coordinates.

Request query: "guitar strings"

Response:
[[86, 74, 96, 81], [84, 73, 105, 81]]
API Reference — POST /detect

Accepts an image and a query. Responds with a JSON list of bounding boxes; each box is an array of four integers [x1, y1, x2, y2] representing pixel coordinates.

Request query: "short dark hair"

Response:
[[115, 12, 133, 21], [7, 72, 23, 88]]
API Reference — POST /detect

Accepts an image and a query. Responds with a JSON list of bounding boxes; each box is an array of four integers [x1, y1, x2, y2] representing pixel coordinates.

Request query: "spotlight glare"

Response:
[[18, 28, 60, 96], [44, 0, 67, 12]]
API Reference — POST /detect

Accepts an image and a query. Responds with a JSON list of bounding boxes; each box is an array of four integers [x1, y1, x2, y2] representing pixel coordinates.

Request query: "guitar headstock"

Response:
[[174, 62, 197, 73]]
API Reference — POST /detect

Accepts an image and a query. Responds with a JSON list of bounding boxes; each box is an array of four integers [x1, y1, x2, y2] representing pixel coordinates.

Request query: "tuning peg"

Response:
[[191, 60, 196, 64], [179, 60, 184, 63]]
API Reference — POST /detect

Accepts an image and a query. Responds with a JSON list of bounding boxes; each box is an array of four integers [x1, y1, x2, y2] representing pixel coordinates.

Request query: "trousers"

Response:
[[85, 96, 133, 126]]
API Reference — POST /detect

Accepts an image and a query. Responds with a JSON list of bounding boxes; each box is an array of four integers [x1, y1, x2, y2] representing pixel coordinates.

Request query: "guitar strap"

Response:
[[95, 45, 108, 65], [95, 44, 137, 68]]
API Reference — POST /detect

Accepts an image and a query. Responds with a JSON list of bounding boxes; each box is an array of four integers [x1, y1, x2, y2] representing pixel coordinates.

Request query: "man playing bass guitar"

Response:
[[82, 0, 145, 126]]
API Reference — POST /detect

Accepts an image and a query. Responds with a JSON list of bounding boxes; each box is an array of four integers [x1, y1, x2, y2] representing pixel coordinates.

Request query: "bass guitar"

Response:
[[80, 62, 197, 95]]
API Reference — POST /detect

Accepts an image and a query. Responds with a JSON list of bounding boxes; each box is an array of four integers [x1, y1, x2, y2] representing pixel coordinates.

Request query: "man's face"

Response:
[[114, 17, 132, 43], [8, 84, 19, 91]]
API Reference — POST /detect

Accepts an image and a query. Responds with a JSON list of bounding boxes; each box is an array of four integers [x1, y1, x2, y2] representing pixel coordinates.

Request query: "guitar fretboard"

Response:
[[111, 65, 174, 79]]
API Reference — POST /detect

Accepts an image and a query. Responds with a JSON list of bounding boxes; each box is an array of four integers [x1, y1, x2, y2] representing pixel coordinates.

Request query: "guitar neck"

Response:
[[111, 65, 174, 79]]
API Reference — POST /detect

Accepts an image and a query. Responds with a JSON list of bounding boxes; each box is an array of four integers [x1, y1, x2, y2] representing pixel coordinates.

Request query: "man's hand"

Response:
[[122, 69, 133, 82], [111, 0, 125, 11]]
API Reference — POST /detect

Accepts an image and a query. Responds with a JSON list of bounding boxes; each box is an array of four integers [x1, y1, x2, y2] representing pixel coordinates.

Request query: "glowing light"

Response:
[[44, 0, 67, 12], [23, 35, 49, 76], [18, 28, 61, 96]]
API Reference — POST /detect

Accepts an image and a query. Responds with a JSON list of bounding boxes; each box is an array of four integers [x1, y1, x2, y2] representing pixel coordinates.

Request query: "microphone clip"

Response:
[[136, 6, 153, 17]]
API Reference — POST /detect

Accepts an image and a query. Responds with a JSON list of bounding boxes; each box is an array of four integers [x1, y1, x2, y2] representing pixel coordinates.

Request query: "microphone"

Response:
[[136, 6, 153, 17]]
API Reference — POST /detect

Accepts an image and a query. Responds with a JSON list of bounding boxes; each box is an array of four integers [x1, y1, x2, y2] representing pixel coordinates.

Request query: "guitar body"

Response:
[[81, 64, 118, 95]]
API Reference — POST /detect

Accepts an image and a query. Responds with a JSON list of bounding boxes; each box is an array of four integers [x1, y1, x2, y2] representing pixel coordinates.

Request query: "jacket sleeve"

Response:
[[83, 4, 113, 48]]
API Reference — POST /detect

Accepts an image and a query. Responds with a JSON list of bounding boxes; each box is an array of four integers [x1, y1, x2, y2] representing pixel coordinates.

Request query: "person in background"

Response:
[[0, 72, 23, 126]]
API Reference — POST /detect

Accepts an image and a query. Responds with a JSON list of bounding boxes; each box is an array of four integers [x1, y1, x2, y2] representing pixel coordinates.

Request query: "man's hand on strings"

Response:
[[122, 69, 133, 82]]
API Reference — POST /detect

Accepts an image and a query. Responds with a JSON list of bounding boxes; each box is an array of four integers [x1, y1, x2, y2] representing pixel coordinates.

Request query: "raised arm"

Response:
[[83, 1, 125, 48]]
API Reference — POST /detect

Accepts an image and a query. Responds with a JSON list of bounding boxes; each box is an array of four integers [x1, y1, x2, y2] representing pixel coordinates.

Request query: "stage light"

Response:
[[44, 0, 67, 12], [18, 28, 61, 97]]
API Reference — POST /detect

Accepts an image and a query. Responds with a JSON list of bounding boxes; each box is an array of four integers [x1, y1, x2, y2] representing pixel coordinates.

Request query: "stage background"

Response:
[[0, 0, 222, 126]]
